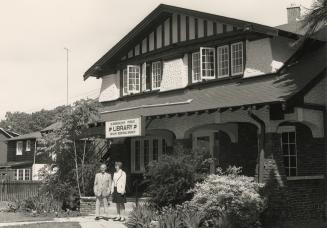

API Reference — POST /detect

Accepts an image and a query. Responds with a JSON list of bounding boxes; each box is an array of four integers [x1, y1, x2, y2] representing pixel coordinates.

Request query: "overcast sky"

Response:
[[0, 0, 314, 120]]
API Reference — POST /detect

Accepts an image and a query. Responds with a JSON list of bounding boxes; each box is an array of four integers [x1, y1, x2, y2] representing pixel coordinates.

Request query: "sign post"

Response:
[[105, 117, 145, 138]]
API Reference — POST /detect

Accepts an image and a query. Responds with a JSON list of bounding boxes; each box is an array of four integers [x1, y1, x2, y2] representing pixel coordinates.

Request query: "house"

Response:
[[0, 128, 19, 180], [1, 131, 42, 181], [84, 4, 326, 220]]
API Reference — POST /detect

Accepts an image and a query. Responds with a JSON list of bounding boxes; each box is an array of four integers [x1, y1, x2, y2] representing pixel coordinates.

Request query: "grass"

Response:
[[0, 212, 53, 223], [1, 222, 81, 228]]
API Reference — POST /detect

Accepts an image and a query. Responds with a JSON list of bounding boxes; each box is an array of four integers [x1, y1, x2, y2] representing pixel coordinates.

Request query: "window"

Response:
[[24, 169, 31, 180], [217, 45, 229, 77], [18, 169, 24, 180], [16, 141, 23, 155], [192, 52, 201, 82], [15, 169, 31, 181], [200, 47, 215, 79], [26, 140, 31, 151], [123, 69, 128, 95], [231, 42, 244, 75], [280, 126, 297, 177], [131, 137, 168, 173], [152, 61, 162, 90], [127, 65, 141, 93]]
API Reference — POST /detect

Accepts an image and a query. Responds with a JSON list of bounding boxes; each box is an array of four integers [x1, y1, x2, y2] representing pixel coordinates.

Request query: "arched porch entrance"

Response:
[[185, 122, 258, 176]]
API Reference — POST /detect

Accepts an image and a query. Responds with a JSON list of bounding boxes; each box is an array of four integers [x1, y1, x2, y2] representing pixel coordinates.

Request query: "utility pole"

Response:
[[64, 47, 69, 105]]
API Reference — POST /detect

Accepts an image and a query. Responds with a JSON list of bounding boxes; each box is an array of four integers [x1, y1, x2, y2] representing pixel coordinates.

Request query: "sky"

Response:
[[0, 0, 315, 120]]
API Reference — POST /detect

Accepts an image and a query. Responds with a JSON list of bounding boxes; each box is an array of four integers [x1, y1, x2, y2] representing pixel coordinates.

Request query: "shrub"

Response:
[[126, 204, 157, 228], [145, 154, 195, 208], [189, 166, 266, 228]]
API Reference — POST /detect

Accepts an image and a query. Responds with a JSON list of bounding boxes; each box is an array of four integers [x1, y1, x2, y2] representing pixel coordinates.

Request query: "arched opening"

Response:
[[186, 122, 258, 176]]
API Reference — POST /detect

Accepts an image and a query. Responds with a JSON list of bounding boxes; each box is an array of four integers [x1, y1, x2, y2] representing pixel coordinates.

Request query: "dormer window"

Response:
[[231, 42, 244, 76], [123, 65, 141, 95], [200, 47, 215, 80], [192, 41, 244, 83], [151, 61, 162, 90]]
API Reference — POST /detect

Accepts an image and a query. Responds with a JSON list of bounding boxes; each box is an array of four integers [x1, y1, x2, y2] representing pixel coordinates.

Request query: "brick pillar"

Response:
[[261, 132, 289, 224]]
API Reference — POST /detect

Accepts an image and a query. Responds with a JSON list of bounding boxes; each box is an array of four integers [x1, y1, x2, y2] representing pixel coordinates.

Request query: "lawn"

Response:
[[0, 212, 53, 223], [1, 222, 81, 228]]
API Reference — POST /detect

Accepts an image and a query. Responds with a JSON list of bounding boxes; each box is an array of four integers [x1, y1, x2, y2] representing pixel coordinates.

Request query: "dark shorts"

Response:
[[112, 187, 126, 204]]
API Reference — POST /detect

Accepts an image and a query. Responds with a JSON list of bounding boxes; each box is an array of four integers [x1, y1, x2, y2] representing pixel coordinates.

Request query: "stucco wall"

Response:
[[244, 37, 296, 78], [160, 54, 189, 92], [98, 72, 120, 102]]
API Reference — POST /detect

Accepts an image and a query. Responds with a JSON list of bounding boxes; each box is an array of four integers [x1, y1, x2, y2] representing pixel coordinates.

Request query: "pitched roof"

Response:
[[6, 131, 42, 141], [84, 4, 299, 79], [100, 43, 326, 121], [41, 122, 62, 132], [0, 128, 19, 138]]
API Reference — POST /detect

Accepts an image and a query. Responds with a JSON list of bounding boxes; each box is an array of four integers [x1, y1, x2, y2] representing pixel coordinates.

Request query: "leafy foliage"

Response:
[[302, 0, 326, 38], [126, 204, 158, 228], [0, 106, 67, 134], [39, 99, 103, 201], [189, 166, 266, 228], [145, 148, 211, 208]]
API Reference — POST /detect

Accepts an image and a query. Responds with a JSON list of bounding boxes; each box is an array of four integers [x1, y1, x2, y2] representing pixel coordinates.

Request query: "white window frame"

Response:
[[151, 61, 162, 90], [279, 126, 297, 177], [15, 169, 31, 181], [26, 140, 31, 152], [231, 42, 244, 76], [131, 137, 168, 173], [200, 47, 216, 80], [217, 45, 230, 78], [127, 65, 141, 94], [122, 69, 128, 96], [16, 141, 23, 156], [192, 52, 201, 83]]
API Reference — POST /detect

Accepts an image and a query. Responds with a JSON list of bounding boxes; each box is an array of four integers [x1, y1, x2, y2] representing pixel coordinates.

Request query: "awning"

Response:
[[0, 161, 33, 168], [100, 43, 326, 122]]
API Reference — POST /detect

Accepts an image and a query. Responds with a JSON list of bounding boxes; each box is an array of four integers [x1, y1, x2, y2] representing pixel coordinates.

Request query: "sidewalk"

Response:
[[0, 216, 127, 228]]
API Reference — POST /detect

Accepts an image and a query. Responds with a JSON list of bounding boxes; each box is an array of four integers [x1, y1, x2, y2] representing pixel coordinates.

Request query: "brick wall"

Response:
[[262, 124, 326, 222]]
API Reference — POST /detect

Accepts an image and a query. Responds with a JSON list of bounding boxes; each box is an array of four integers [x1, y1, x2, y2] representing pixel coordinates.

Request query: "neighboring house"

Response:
[[1, 131, 42, 181], [84, 4, 326, 220], [0, 128, 19, 180]]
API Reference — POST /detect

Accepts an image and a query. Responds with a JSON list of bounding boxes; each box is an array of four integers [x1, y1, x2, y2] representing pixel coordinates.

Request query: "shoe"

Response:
[[119, 217, 126, 222], [113, 217, 121, 221], [95, 217, 100, 221], [103, 217, 109, 221]]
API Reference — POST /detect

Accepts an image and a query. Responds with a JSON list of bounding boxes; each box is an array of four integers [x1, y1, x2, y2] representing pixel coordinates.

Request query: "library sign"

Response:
[[105, 117, 145, 138]]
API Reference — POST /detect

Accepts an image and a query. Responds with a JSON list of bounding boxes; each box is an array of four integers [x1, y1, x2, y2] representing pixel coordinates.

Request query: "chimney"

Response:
[[287, 4, 301, 23]]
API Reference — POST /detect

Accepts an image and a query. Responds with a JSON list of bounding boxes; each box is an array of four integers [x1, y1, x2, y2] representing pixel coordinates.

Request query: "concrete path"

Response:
[[0, 216, 127, 228]]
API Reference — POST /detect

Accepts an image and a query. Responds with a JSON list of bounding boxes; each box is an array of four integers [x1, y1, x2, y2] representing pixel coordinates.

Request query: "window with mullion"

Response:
[[281, 129, 297, 177], [151, 61, 162, 90], [200, 47, 215, 79], [192, 52, 201, 83], [127, 65, 141, 93], [231, 42, 244, 76], [217, 45, 229, 77], [123, 69, 128, 95]]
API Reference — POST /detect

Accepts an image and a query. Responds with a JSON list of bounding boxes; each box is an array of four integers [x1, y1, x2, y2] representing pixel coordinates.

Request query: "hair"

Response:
[[100, 163, 107, 168], [115, 161, 123, 169]]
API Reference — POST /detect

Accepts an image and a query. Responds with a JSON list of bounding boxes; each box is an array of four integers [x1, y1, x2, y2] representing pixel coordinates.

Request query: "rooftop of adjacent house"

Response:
[[6, 131, 42, 141], [40, 121, 62, 132], [0, 128, 19, 138]]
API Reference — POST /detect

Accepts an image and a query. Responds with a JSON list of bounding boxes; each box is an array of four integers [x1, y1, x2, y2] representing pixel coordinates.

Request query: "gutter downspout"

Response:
[[248, 111, 266, 183]]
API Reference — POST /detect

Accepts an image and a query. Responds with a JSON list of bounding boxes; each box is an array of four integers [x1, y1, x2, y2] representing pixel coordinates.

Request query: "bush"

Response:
[[125, 203, 157, 228], [189, 166, 266, 228], [145, 154, 195, 208]]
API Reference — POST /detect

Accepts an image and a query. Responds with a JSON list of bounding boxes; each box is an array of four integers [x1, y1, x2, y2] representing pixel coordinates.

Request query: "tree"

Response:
[[0, 105, 68, 134], [39, 99, 106, 201], [302, 0, 326, 38]]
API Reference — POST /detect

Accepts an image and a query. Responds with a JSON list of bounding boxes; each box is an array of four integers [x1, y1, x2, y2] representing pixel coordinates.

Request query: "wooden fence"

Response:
[[0, 180, 41, 201]]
